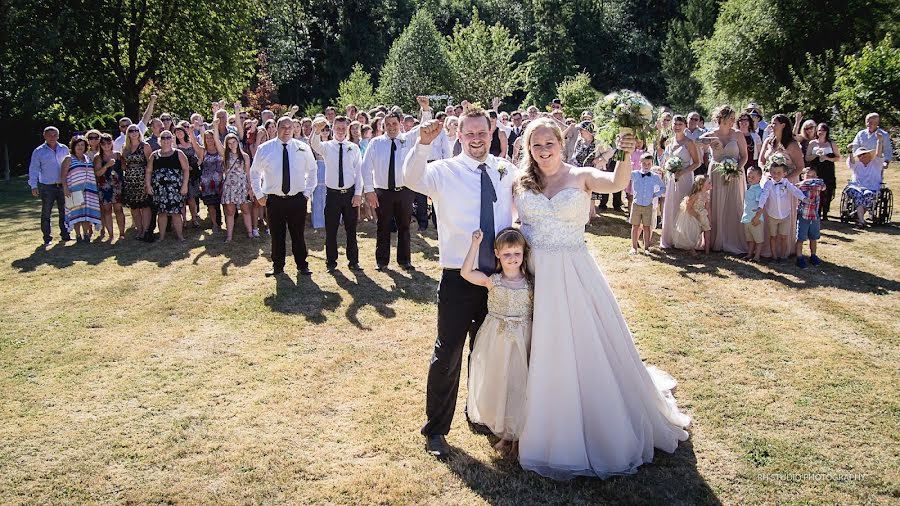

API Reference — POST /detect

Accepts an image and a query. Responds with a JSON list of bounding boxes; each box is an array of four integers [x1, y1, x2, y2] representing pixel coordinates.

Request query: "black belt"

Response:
[[378, 186, 406, 192], [327, 185, 355, 194], [443, 268, 461, 272], [427, 160, 436, 163], [39, 182, 62, 187], [268, 193, 304, 199]]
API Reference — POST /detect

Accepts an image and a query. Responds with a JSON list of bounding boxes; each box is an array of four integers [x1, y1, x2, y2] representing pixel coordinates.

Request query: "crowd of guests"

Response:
[[28, 93, 892, 271]]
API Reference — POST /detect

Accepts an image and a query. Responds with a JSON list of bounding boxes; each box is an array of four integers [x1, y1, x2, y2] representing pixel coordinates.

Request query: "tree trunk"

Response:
[[123, 81, 140, 121]]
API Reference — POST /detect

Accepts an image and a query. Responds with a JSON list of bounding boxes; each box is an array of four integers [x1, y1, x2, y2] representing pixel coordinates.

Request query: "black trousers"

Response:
[[324, 187, 359, 267], [599, 191, 623, 209], [38, 183, 67, 241], [375, 187, 413, 266], [422, 269, 489, 436], [266, 193, 308, 272], [412, 191, 429, 229]]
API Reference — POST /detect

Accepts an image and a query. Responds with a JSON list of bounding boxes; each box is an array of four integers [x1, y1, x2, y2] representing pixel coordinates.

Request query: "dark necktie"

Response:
[[282, 143, 290, 195], [388, 139, 397, 190], [338, 142, 344, 188], [478, 163, 497, 273]]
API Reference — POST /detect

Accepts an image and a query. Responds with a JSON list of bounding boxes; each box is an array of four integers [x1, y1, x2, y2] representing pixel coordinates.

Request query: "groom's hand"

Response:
[[418, 120, 441, 145]]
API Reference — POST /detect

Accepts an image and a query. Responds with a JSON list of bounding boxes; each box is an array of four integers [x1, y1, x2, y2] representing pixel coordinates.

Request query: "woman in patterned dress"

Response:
[[175, 124, 203, 227], [199, 119, 226, 233], [220, 133, 253, 242], [60, 136, 101, 242], [144, 130, 190, 241], [93, 133, 126, 241], [121, 125, 154, 240]]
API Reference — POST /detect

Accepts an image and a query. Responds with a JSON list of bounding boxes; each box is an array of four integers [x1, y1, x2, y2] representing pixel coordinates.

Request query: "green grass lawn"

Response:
[[0, 166, 897, 505]]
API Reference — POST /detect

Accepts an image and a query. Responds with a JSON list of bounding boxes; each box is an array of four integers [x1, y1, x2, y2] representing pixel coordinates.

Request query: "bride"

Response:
[[514, 118, 691, 480]]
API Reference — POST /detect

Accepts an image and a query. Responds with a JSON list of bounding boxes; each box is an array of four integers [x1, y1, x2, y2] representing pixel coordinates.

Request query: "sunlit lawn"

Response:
[[0, 164, 897, 504]]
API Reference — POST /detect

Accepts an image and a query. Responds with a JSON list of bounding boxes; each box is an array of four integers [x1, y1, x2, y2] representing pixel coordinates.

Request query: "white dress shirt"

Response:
[[361, 134, 413, 192], [309, 136, 363, 195], [405, 125, 452, 161], [758, 178, 806, 220], [113, 120, 148, 152], [250, 137, 317, 199], [404, 143, 519, 268]]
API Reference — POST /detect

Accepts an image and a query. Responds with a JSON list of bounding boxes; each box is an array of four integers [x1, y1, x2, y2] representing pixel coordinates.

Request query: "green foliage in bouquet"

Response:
[[592, 89, 655, 160]]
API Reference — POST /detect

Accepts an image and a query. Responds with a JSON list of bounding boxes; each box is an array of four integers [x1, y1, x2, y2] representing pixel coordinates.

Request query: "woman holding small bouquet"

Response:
[[660, 115, 701, 249], [699, 106, 748, 254]]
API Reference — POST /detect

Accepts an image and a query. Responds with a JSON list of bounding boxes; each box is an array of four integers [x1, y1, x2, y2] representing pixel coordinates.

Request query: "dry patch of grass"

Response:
[[0, 164, 897, 505]]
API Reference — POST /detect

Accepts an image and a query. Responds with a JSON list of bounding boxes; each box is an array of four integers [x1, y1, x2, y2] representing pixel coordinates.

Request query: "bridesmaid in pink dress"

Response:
[[698, 106, 748, 254], [660, 115, 701, 249], [758, 114, 806, 258]]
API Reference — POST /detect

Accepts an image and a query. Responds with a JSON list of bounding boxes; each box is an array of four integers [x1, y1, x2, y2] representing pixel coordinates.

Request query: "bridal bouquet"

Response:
[[664, 156, 684, 181], [713, 157, 740, 183], [593, 90, 655, 161], [763, 152, 789, 173]]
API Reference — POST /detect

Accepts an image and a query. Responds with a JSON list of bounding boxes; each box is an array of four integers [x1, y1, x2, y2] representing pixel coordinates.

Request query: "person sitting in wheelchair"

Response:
[[845, 134, 885, 227]]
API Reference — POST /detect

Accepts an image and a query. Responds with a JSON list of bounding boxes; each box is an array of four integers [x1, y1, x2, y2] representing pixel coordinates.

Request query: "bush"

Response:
[[831, 34, 900, 129], [336, 63, 377, 112], [556, 72, 600, 119]]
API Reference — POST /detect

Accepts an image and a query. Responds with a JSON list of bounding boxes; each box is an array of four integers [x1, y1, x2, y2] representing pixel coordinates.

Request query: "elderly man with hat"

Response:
[[845, 134, 886, 227]]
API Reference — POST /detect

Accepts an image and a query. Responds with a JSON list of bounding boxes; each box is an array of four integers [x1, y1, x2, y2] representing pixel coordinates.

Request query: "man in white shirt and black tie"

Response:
[[250, 116, 318, 277], [310, 116, 364, 273], [507, 110, 524, 158], [407, 101, 452, 230], [362, 112, 415, 271], [403, 106, 519, 459]]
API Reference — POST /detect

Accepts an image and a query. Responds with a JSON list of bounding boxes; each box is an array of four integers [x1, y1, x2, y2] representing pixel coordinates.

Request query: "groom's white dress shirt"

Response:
[[404, 143, 519, 269]]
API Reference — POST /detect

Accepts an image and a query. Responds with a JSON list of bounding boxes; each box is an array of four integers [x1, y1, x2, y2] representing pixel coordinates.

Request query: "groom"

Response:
[[404, 106, 519, 459]]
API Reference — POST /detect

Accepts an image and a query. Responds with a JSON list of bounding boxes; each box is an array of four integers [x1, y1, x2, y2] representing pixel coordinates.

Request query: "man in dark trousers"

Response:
[[250, 116, 317, 277], [362, 112, 415, 271], [403, 107, 519, 459], [309, 116, 363, 273]]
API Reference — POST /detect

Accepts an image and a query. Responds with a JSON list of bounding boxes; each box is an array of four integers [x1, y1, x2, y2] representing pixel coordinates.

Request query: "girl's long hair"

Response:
[[771, 113, 794, 149], [516, 118, 563, 194], [493, 227, 534, 288]]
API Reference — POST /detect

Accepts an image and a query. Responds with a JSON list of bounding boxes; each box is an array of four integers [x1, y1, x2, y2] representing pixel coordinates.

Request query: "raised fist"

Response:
[[418, 120, 441, 145]]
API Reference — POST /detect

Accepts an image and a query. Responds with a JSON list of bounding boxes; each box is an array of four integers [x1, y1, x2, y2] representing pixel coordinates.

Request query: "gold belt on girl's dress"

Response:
[[487, 312, 530, 336]]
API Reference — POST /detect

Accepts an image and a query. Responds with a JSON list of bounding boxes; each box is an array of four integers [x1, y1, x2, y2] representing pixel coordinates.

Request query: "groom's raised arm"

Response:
[[403, 120, 442, 196]]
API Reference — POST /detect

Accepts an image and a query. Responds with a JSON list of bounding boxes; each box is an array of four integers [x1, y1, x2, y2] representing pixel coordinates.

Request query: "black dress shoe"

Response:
[[326, 265, 337, 274], [375, 264, 388, 271], [425, 434, 450, 460], [400, 263, 414, 271], [348, 264, 362, 271], [265, 269, 284, 277], [299, 267, 313, 276]]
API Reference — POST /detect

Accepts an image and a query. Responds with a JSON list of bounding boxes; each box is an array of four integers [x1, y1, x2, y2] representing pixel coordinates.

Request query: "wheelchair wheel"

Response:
[[839, 187, 854, 223], [873, 187, 893, 225]]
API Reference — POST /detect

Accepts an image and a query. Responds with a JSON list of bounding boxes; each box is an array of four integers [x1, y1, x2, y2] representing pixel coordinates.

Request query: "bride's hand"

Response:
[[616, 134, 636, 154], [472, 229, 483, 244]]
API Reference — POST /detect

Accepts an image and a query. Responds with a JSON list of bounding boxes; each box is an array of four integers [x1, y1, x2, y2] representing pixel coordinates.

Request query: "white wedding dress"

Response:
[[515, 186, 691, 480]]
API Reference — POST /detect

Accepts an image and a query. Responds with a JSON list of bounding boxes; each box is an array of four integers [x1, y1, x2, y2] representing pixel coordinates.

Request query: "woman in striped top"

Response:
[[60, 136, 102, 242]]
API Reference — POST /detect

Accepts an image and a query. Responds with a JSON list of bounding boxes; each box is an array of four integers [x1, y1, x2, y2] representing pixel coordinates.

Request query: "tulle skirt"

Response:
[[518, 246, 690, 480]]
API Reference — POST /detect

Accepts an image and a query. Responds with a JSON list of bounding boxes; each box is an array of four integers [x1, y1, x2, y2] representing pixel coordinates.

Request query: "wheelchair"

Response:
[[839, 180, 893, 225]]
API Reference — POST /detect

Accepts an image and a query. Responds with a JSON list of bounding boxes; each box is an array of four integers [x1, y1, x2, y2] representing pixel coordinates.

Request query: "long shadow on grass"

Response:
[[446, 438, 721, 506], [11, 235, 192, 271], [263, 273, 342, 324], [653, 248, 900, 294]]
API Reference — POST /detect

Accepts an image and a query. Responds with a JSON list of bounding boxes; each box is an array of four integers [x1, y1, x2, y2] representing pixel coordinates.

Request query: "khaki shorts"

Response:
[[767, 215, 790, 236], [744, 221, 764, 243], [630, 203, 653, 227]]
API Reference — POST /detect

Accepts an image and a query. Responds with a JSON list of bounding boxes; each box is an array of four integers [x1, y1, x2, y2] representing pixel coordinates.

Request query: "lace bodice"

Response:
[[487, 274, 532, 319], [515, 187, 591, 251]]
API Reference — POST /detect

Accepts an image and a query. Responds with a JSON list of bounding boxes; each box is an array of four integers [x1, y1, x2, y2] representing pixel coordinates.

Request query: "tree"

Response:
[[522, 0, 574, 108], [776, 49, 842, 122], [556, 73, 600, 118], [661, 0, 721, 111], [831, 35, 900, 127], [376, 10, 453, 112], [336, 63, 378, 112], [695, 0, 891, 112], [445, 8, 522, 105]]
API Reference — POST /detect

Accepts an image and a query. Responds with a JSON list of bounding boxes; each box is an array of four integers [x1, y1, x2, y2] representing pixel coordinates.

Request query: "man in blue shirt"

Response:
[[28, 126, 71, 246]]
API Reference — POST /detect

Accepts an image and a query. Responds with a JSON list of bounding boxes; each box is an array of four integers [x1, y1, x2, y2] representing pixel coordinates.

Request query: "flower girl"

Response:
[[462, 228, 533, 458], [673, 175, 712, 255]]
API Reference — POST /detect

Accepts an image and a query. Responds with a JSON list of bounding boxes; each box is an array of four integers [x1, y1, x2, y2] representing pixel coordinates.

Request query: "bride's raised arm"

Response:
[[582, 135, 634, 195]]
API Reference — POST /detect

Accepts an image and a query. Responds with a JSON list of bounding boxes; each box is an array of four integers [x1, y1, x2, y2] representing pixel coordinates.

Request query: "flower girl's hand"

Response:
[[472, 229, 484, 244]]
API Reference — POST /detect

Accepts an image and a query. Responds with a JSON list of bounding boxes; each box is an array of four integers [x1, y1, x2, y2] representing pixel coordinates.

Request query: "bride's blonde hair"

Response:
[[516, 118, 563, 194]]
